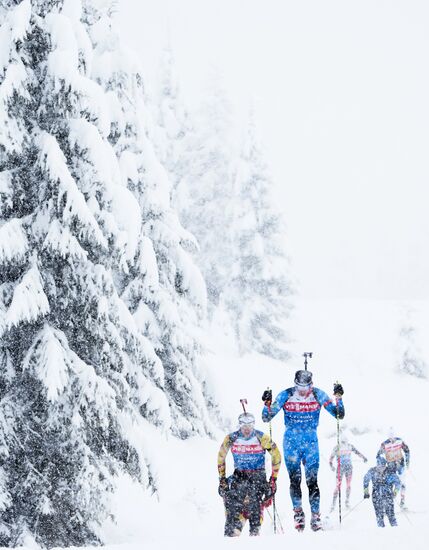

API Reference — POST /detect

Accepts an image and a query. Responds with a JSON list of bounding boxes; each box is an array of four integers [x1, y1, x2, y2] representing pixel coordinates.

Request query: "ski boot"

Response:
[[249, 525, 260, 537], [400, 499, 407, 511], [293, 507, 305, 532], [311, 512, 323, 532], [345, 499, 350, 510]]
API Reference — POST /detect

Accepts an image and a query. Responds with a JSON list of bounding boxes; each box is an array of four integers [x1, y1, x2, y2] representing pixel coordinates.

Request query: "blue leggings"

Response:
[[373, 493, 397, 527], [283, 430, 320, 513]]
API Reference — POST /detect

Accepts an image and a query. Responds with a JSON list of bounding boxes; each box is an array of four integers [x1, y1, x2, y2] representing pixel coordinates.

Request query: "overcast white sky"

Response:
[[117, 0, 429, 300]]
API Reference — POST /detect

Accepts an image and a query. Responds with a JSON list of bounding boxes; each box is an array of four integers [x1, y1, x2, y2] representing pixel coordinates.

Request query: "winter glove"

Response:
[[264, 481, 272, 501], [269, 476, 277, 496], [263, 477, 276, 506], [218, 477, 228, 498], [364, 489, 370, 499], [333, 382, 344, 397], [262, 389, 272, 407]]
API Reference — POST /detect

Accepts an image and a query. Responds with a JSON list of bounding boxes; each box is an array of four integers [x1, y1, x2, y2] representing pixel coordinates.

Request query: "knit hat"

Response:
[[377, 456, 387, 467]]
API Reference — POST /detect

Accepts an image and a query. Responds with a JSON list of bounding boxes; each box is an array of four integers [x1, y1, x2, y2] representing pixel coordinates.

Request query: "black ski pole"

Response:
[[240, 398, 247, 413], [335, 381, 342, 527], [342, 498, 364, 521], [274, 507, 284, 534], [266, 506, 284, 535], [400, 507, 413, 525], [266, 388, 277, 535]]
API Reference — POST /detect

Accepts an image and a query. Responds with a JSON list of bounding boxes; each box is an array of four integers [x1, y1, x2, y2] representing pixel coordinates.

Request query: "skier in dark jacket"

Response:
[[221, 475, 272, 536], [363, 456, 401, 527], [261, 370, 344, 532], [217, 412, 281, 537]]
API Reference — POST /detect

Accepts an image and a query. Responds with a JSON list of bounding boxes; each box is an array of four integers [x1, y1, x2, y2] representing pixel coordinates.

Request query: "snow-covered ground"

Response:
[[101, 299, 429, 549]]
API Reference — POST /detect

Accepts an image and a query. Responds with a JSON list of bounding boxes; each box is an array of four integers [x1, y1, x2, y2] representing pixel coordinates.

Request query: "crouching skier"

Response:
[[262, 370, 345, 532], [364, 456, 401, 527], [217, 412, 281, 537]]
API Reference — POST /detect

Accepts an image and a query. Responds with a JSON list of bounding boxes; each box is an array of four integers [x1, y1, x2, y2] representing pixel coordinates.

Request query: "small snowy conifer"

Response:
[[222, 111, 293, 359], [179, 74, 236, 308], [396, 307, 427, 379], [150, 44, 191, 212]]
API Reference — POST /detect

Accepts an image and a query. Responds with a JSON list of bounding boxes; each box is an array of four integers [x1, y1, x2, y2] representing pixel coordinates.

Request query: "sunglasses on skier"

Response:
[[296, 383, 312, 395]]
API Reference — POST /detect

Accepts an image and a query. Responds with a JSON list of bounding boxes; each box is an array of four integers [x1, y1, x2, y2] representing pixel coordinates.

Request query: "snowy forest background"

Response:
[[0, 0, 428, 549]]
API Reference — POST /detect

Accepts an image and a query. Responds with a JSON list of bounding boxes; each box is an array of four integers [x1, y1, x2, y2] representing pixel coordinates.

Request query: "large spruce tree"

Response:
[[86, 4, 217, 439], [153, 60, 293, 359], [0, 0, 215, 546]]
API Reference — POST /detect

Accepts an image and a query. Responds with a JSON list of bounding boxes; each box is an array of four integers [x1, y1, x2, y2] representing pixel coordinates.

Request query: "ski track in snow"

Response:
[[100, 299, 428, 549]]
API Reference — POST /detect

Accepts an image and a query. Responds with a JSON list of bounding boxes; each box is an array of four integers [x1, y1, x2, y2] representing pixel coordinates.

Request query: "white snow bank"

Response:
[[102, 298, 428, 549]]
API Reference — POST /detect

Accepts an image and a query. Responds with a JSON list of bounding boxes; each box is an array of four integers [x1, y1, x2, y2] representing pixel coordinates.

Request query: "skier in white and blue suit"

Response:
[[262, 370, 344, 531]]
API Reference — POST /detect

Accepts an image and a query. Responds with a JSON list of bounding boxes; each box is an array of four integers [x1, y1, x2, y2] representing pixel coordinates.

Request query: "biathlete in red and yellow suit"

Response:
[[329, 435, 367, 511], [217, 412, 281, 537]]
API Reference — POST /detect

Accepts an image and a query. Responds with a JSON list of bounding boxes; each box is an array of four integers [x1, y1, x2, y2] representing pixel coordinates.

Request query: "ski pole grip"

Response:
[[262, 389, 272, 412], [333, 382, 344, 397]]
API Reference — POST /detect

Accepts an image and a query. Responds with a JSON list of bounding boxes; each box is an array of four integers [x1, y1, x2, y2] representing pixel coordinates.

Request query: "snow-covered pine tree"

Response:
[[150, 43, 191, 213], [153, 65, 292, 359], [178, 73, 236, 308], [0, 0, 169, 545], [86, 3, 218, 438], [396, 307, 427, 379], [222, 111, 293, 360]]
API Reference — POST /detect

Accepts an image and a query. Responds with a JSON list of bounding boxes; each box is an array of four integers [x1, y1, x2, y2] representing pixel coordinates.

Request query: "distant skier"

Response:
[[329, 434, 367, 511], [217, 412, 281, 537], [364, 456, 401, 527], [261, 370, 345, 532], [377, 430, 410, 509]]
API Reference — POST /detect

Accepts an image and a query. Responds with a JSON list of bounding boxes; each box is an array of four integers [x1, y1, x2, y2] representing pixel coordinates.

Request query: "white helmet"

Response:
[[238, 412, 255, 426]]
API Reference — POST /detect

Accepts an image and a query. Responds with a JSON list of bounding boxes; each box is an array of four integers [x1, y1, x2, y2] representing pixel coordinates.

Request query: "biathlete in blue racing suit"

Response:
[[364, 456, 401, 527], [261, 370, 345, 531]]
